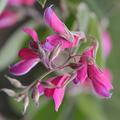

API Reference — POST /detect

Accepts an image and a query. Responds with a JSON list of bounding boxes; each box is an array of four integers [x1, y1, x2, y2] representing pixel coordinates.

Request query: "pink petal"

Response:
[[83, 43, 97, 58], [0, 10, 21, 29], [88, 64, 113, 98], [8, 0, 35, 6], [44, 6, 65, 35], [44, 6, 73, 41], [102, 68, 113, 90], [42, 34, 79, 52], [53, 75, 69, 111], [19, 48, 39, 59], [44, 76, 64, 97], [44, 74, 69, 111], [102, 31, 112, 58], [38, 83, 45, 94], [53, 87, 65, 111], [22, 0, 35, 6], [73, 63, 87, 84], [8, 0, 23, 6], [22, 27, 39, 42], [91, 78, 112, 98], [9, 58, 40, 76]]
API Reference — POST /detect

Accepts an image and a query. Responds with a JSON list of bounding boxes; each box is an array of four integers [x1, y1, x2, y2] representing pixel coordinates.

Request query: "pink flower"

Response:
[[22, 27, 39, 43], [0, 10, 21, 29], [102, 31, 112, 58], [8, 0, 35, 6], [9, 48, 40, 76], [44, 6, 85, 45], [10, 27, 80, 76], [0, 0, 35, 29], [9, 28, 41, 76], [44, 74, 70, 111], [42, 33, 84, 52], [44, 6, 73, 41], [73, 45, 113, 98]]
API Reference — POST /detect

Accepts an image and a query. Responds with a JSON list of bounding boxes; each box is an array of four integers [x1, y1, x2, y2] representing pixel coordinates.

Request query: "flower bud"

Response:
[[32, 87, 40, 106], [1, 88, 16, 97], [23, 95, 29, 114]]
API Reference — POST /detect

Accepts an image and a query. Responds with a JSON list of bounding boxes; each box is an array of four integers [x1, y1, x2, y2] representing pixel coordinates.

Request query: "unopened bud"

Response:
[[32, 87, 40, 106], [5, 75, 26, 88], [1, 88, 17, 97], [23, 95, 29, 114]]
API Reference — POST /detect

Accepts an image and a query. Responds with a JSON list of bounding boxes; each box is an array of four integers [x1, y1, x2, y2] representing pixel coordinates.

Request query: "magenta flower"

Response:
[[9, 48, 40, 76], [73, 45, 113, 98], [42, 32, 85, 52], [8, 0, 35, 6], [44, 6, 85, 44], [0, 10, 21, 29], [44, 74, 70, 111], [9, 23, 85, 76], [0, 0, 35, 29], [44, 6, 73, 41], [102, 31, 112, 58], [9, 28, 41, 76]]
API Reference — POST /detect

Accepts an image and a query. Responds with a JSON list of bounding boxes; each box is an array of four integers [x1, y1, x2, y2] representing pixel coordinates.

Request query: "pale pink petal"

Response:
[[44, 6, 73, 41], [73, 63, 87, 84], [102, 31, 112, 58], [0, 10, 21, 29], [22, 27, 39, 42], [9, 58, 40, 76], [19, 48, 39, 59]]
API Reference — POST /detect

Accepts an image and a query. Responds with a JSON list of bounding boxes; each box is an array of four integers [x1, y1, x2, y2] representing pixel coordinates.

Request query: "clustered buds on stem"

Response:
[[1, 6, 113, 113]]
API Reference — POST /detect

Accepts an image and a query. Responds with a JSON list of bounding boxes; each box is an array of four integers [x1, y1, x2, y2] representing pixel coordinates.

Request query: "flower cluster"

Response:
[[1, 6, 113, 113], [0, 0, 35, 29]]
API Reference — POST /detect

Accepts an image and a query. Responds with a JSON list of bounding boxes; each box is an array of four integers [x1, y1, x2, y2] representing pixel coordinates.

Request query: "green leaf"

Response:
[[77, 3, 90, 32], [88, 13, 105, 67], [76, 94, 107, 120], [37, 0, 47, 8], [0, 0, 8, 15], [76, 3, 92, 54], [31, 100, 59, 120], [0, 21, 37, 71], [77, 3, 105, 68], [84, 0, 103, 19]]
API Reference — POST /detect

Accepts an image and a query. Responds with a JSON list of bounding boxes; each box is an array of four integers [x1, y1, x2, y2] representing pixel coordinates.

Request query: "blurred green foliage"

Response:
[[0, 0, 120, 120]]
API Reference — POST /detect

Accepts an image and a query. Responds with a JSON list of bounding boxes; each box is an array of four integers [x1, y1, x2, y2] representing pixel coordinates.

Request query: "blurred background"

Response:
[[0, 0, 120, 120]]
